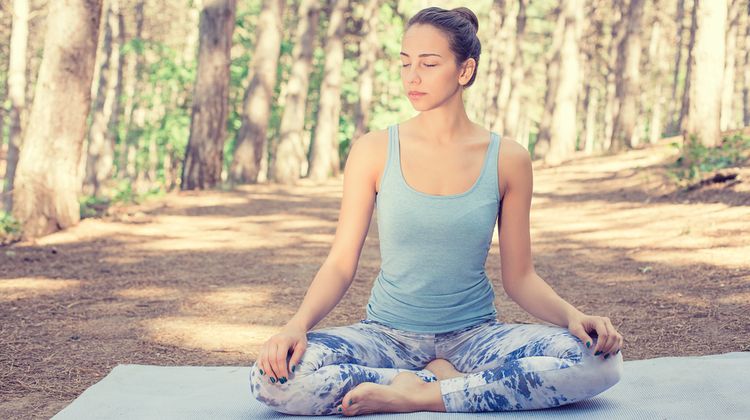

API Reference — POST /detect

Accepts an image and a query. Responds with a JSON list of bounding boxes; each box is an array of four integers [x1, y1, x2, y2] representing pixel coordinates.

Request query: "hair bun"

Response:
[[451, 7, 479, 33]]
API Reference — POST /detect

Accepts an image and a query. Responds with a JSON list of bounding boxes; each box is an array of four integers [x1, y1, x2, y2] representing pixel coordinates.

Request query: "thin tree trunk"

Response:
[[684, 0, 727, 148], [743, 0, 750, 126], [229, 0, 284, 185], [666, 0, 685, 134], [720, 0, 740, 131], [538, 0, 582, 164], [352, 0, 380, 145], [12, 0, 103, 239], [610, 0, 644, 152], [678, 0, 698, 134], [270, 0, 320, 184], [84, 0, 122, 197], [181, 0, 236, 190], [119, 0, 144, 180], [3, 0, 29, 212], [503, 0, 527, 140], [307, 0, 348, 182]]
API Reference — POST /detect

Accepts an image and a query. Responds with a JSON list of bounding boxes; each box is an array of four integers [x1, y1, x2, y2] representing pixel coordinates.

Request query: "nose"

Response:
[[404, 65, 421, 85]]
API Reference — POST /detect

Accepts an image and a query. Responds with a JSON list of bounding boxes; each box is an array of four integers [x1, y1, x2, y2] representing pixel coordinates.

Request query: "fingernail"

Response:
[[291, 365, 296, 372], [604, 354, 610, 359], [279, 377, 287, 384], [259, 369, 264, 376], [349, 399, 353, 405], [594, 351, 602, 356], [270, 377, 276, 384], [586, 341, 591, 348], [337, 406, 342, 412]]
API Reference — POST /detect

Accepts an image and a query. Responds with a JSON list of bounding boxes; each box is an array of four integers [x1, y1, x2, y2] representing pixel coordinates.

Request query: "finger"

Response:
[[568, 324, 594, 351], [276, 342, 290, 381], [288, 340, 306, 375], [267, 342, 280, 383], [593, 320, 610, 355], [600, 320, 616, 357], [257, 346, 267, 378]]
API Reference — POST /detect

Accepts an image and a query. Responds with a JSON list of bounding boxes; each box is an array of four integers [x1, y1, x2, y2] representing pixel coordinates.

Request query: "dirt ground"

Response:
[[1, 139, 749, 419]]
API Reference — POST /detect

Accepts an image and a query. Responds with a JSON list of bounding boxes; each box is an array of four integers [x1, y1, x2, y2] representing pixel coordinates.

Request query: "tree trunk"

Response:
[[537, 0, 583, 164], [270, 0, 320, 184], [503, 0, 527, 140], [84, 0, 122, 197], [678, 0, 697, 134], [743, 0, 750, 126], [684, 0, 727, 148], [181, 0, 236, 190], [119, 0, 144, 180], [229, 0, 284, 185], [666, 0, 685, 135], [307, 0, 348, 182], [352, 0, 380, 145], [12, 0, 103, 239], [720, 0, 740, 131], [610, 0, 644, 152], [3, 0, 30, 212]]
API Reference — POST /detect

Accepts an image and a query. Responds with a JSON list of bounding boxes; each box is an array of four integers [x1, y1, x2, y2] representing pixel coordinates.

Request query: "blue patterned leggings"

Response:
[[249, 318, 622, 415]]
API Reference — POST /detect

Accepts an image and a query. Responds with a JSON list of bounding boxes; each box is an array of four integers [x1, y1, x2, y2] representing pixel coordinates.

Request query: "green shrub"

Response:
[[667, 133, 750, 188], [0, 211, 21, 244]]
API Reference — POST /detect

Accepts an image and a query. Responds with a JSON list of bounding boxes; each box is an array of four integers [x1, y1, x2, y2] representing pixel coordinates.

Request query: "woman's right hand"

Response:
[[257, 324, 308, 384]]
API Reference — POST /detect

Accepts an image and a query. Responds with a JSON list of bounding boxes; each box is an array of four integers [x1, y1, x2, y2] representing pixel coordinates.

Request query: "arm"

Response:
[[497, 142, 584, 328], [497, 142, 623, 357], [284, 133, 380, 333], [259, 134, 381, 382]]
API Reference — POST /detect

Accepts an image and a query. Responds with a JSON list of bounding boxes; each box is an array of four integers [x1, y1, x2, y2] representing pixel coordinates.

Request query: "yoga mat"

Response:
[[52, 352, 750, 419]]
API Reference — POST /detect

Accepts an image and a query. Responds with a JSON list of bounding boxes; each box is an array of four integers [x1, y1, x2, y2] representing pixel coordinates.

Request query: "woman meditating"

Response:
[[250, 6, 623, 416]]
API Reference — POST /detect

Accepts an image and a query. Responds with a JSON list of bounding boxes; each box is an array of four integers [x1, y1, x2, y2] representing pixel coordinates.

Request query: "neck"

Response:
[[411, 86, 475, 144]]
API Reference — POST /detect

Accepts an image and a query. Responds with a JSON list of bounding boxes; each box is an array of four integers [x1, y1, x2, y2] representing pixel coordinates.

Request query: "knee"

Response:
[[583, 352, 623, 393], [249, 361, 322, 415]]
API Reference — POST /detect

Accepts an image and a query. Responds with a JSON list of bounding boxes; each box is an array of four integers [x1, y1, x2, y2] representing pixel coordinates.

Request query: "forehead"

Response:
[[401, 24, 452, 57]]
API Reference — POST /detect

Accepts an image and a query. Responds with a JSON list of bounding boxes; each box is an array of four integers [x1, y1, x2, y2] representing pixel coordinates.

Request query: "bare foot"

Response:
[[337, 371, 441, 416], [424, 358, 465, 380]]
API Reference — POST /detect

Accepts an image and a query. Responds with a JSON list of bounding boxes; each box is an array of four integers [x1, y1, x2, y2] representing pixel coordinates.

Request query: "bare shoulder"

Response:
[[348, 128, 389, 192], [497, 137, 533, 199]]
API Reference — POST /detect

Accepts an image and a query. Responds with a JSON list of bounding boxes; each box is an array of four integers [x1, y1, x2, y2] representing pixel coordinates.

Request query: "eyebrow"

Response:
[[400, 52, 442, 58]]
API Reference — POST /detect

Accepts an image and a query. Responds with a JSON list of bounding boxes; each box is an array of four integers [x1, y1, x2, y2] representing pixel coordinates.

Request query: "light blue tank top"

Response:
[[366, 124, 501, 333]]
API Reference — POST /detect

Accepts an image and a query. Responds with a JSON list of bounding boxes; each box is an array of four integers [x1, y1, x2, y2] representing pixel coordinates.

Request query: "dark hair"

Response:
[[406, 7, 481, 88]]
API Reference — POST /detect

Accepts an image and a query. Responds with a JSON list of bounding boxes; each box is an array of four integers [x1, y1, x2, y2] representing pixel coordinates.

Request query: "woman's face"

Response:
[[400, 24, 474, 111]]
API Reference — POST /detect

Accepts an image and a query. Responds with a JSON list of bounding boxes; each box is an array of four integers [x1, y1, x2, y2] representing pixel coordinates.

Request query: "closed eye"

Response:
[[401, 64, 436, 67]]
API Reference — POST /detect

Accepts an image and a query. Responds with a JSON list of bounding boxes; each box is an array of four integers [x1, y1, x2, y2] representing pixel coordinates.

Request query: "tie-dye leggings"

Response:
[[249, 318, 623, 415]]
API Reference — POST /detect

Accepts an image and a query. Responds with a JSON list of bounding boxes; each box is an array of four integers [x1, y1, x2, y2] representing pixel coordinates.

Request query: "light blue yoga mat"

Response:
[[52, 352, 749, 419]]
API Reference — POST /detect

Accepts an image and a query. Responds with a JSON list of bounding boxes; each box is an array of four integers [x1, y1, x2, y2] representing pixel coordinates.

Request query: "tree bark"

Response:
[[12, 0, 103, 239], [684, 0, 727, 148], [610, 0, 644, 152], [352, 0, 380, 145], [678, 0, 697, 134], [503, 0, 528, 140], [181, 0, 236, 190], [3, 0, 30, 212], [666, 0, 685, 134], [307, 0, 349, 182], [269, 0, 320, 184], [537, 0, 583, 164], [84, 0, 122, 197], [720, 0, 740, 131], [229, 0, 284, 185]]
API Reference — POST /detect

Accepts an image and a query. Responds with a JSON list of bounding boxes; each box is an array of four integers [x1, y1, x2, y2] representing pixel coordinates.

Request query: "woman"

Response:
[[250, 6, 623, 416]]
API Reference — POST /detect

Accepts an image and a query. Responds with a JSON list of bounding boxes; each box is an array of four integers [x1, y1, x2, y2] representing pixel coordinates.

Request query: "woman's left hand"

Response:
[[566, 313, 623, 359]]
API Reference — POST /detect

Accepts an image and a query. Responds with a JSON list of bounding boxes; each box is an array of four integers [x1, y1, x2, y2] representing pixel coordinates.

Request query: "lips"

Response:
[[408, 91, 426, 98]]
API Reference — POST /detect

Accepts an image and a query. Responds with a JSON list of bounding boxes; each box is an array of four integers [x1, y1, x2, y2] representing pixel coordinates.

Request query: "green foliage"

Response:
[[0, 211, 21, 244], [667, 133, 750, 188], [79, 181, 165, 220]]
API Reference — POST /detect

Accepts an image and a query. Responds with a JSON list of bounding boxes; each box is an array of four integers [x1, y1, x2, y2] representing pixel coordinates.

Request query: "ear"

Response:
[[459, 58, 476, 86]]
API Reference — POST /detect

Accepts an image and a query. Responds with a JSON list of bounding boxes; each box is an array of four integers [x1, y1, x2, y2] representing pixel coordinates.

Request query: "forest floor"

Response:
[[1, 138, 749, 419]]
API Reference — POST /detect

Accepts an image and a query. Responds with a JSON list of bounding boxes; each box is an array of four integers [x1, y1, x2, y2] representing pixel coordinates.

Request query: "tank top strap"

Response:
[[476, 131, 501, 201]]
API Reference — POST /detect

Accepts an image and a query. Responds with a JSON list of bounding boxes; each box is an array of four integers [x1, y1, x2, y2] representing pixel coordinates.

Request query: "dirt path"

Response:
[[1, 140, 748, 419]]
